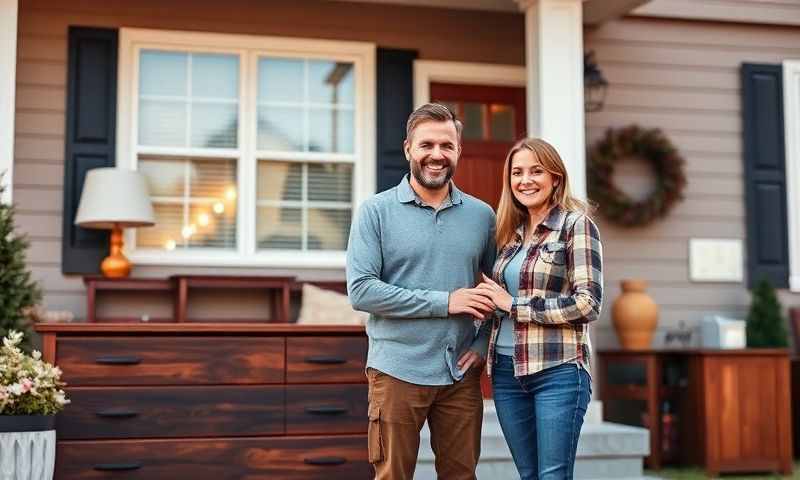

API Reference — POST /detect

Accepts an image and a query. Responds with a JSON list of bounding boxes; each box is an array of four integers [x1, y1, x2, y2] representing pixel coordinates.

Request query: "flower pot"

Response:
[[0, 415, 56, 480], [611, 279, 659, 349]]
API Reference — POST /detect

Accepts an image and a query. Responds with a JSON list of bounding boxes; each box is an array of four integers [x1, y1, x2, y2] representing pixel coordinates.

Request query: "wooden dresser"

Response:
[[36, 323, 371, 479]]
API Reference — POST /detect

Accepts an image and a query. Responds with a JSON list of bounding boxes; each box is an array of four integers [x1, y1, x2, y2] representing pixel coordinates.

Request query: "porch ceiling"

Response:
[[334, 0, 651, 23]]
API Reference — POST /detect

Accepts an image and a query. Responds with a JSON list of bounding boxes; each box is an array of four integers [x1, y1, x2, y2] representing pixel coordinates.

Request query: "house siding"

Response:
[[585, 16, 800, 347]]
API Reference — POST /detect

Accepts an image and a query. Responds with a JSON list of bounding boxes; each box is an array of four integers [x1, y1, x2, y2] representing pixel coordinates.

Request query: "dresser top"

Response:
[[35, 322, 365, 335]]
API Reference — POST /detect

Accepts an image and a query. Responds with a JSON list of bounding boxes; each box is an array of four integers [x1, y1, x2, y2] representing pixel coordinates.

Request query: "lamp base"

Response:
[[101, 226, 131, 278]]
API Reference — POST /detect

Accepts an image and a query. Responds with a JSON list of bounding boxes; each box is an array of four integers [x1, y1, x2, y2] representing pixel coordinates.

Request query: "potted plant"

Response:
[[0, 330, 69, 480]]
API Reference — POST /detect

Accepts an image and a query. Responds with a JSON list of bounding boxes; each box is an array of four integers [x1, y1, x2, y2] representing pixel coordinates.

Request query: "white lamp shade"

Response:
[[75, 168, 155, 229]]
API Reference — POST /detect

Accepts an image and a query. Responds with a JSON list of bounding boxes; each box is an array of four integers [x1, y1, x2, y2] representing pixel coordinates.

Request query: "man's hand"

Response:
[[448, 288, 495, 320], [457, 349, 484, 373]]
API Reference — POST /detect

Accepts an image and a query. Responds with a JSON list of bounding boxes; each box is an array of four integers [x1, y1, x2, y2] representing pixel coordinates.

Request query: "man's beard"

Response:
[[410, 157, 454, 189]]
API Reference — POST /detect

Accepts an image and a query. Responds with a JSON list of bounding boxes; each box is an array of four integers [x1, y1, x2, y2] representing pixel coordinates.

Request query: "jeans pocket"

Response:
[[368, 404, 383, 463]]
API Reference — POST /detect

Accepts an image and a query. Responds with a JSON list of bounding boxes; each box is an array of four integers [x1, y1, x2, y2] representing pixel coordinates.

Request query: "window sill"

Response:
[[128, 249, 347, 270]]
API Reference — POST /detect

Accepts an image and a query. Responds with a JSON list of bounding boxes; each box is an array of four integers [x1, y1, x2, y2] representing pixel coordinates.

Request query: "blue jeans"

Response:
[[491, 355, 591, 480]]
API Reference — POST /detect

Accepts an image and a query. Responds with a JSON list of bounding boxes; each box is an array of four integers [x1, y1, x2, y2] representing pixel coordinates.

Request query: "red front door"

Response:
[[431, 83, 526, 397], [431, 82, 527, 209]]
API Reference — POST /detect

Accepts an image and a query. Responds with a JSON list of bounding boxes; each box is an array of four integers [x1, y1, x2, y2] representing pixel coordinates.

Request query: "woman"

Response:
[[476, 138, 603, 480]]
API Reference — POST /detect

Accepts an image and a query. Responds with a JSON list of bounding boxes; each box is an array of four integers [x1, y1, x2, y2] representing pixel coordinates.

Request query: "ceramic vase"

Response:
[[611, 279, 659, 349]]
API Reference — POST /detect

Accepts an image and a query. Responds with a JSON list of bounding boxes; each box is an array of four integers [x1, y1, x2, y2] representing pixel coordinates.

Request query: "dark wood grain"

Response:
[[286, 384, 368, 434], [58, 386, 285, 439], [37, 323, 366, 334], [57, 336, 285, 385], [55, 436, 371, 480], [286, 337, 367, 384]]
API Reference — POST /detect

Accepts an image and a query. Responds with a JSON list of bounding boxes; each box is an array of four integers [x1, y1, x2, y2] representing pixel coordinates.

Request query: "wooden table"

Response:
[[84, 275, 299, 323], [599, 349, 793, 476]]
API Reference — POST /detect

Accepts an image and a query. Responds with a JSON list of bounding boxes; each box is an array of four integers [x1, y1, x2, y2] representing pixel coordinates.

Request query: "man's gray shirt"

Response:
[[346, 175, 496, 386]]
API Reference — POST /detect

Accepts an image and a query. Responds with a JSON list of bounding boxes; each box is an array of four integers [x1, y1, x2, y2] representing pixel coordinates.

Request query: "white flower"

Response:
[[32, 350, 42, 360], [7, 383, 23, 396]]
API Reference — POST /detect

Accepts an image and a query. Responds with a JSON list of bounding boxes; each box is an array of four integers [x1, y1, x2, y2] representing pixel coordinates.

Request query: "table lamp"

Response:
[[74, 168, 155, 278]]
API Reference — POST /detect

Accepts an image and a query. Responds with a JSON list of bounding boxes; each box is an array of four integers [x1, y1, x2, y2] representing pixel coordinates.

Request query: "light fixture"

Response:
[[584, 50, 609, 113], [74, 168, 155, 278]]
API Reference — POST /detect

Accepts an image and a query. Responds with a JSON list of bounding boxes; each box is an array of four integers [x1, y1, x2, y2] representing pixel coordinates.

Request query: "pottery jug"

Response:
[[611, 279, 658, 349]]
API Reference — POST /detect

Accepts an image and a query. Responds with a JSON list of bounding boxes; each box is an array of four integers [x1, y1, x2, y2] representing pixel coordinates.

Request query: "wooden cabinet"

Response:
[[37, 323, 371, 480], [599, 349, 793, 476]]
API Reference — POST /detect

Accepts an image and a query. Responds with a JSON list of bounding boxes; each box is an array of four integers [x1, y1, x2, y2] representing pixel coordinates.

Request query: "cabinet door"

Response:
[[702, 355, 792, 474]]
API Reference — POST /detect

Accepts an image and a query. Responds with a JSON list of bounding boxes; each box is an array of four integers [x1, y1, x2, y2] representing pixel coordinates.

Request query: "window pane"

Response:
[[137, 155, 237, 250], [140, 50, 187, 97], [307, 208, 351, 250], [137, 203, 182, 249], [259, 57, 304, 103], [257, 106, 304, 151], [462, 102, 486, 140], [308, 109, 354, 153], [258, 161, 302, 202], [308, 163, 352, 202], [139, 99, 186, 147], [257, 207, 302, 249], [191, 103, 238, 148], [309, 61, 354, 106], [490, 104, 515, 141], [187, 202, 236, 248], [192, 54, 238, 99]]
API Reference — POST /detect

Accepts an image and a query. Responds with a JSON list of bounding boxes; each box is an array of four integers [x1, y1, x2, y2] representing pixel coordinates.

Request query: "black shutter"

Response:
[[742, 63, 789, 288], [376, 48, 417, 192], [61, 27, 118, 274]]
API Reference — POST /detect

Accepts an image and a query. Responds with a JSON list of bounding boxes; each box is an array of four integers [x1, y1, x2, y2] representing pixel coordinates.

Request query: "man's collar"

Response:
[[396, 174, 463, 206]]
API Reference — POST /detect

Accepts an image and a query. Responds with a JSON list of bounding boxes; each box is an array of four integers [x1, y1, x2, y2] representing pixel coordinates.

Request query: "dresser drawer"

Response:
[[286, 384, 368, 434], [286, 336, 367, 384], [58, 386, 284, 440], [57, 336, 285, 385], [56, 436, 370, 479]]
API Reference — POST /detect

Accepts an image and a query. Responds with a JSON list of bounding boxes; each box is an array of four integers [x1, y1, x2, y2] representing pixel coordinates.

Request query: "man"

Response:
[[347, 103, 496, 479]]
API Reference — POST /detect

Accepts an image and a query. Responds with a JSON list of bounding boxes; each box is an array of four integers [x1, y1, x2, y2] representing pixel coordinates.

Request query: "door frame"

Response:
[[413, 60, 526, 108]]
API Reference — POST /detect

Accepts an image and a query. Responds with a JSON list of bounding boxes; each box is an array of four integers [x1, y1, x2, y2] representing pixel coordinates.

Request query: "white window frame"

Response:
[[413, 60, 526, 108], [117, 28, 375, 268], [783, 60, 800, 292]]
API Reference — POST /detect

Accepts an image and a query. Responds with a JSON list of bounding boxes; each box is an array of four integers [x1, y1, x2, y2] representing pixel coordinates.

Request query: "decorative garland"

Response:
[[587, 125, 687, 227]]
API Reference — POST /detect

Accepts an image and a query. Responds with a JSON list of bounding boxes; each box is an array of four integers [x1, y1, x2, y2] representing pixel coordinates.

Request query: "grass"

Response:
[[646, 462, 800, 479]]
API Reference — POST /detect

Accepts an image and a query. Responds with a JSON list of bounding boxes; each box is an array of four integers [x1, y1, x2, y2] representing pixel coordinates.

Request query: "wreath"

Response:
[[587, 125, 687, 227]]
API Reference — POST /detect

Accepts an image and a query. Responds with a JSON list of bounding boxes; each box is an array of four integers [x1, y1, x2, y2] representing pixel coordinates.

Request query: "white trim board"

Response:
[[633, 0, 800, 27], [784, 60, 800, 292], [0, 0, 18, 204], [117, 28, 376, 269], [413, 60, 526, 108]]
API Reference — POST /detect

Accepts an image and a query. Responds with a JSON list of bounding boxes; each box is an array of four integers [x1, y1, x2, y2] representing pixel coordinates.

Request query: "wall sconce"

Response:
[[584, 50, 609, 112]]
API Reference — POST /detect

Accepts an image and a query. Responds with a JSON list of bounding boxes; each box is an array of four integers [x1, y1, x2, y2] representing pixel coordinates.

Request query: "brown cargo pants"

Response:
[[366, 367, 483, 480]]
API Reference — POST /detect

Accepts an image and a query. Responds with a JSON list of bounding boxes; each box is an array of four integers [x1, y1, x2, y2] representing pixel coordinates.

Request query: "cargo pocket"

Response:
[[368, 404, 383, 464]]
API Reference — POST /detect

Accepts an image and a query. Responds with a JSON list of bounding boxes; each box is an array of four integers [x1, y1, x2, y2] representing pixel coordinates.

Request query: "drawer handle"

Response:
[[93, 463, 142, 471], [304, 356, 346, 365], [95, 355, 142, 365], [304, 406, 348, 415], [304, 457, 347, 466], [96, 409, 139, 419]]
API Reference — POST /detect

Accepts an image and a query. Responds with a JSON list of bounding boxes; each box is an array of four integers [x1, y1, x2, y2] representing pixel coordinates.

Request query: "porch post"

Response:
[[516, 0, 587, 199], [0, 0, 18, 204]]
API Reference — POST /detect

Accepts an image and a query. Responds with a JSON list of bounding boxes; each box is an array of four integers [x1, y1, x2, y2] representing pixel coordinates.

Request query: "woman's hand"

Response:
[[476, 273, 514, 313], [457, 349, 484, 373]]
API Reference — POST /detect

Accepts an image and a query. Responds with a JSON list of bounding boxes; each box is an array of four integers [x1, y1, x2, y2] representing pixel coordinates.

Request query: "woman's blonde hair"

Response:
[[495, 138, 590, 248]]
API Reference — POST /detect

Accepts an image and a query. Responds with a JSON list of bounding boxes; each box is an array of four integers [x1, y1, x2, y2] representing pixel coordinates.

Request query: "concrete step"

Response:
[[415, 402, 650, 480]]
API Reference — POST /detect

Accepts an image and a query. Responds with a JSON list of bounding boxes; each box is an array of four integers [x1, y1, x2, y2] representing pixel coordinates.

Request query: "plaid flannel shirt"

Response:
[[486, 206, 603, 378]]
